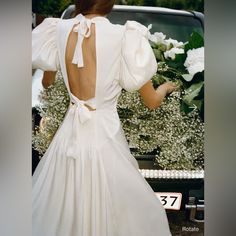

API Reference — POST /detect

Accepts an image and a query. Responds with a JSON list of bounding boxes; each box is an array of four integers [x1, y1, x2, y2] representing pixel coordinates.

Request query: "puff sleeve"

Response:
[[119, 21, 157, 92], [32, 18, 60, 71]]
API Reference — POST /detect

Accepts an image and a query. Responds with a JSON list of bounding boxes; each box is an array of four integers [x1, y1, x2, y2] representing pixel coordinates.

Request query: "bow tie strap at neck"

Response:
[[71, 15, 95, 68]]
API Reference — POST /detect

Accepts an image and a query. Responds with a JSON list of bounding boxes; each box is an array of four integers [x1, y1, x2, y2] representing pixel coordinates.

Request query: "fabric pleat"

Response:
[[33, 110, 171, 236]]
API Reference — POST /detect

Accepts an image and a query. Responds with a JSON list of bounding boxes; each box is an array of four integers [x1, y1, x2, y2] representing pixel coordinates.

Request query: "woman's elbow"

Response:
[[139, 81, 164, 110], [42, 79, 52, 89], [42, 71, 56, 89]]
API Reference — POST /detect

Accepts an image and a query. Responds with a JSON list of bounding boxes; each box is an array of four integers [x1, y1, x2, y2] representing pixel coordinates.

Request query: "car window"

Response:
[[61, 7, 203, 43], [108, 11, 203, 42]]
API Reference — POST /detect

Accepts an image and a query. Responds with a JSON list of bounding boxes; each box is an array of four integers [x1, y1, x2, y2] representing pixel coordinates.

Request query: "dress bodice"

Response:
[[32, 13, 157, 119]]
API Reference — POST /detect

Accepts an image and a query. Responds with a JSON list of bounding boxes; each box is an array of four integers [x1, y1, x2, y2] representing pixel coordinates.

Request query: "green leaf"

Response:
[[152, 74, 170, 87], [153, 49, 164, 61], [183, 81, 204, 105], [185, 31, 204, 51], [182, 74, 193, 82], [158, 43, 167, 52], [180, 101, 194, 114], [190, 71, 204, 84], [149, 41, 157, 48], [191, 99, 203, 110], [166, 53, 187, 72], [173, 53, 186, 64]]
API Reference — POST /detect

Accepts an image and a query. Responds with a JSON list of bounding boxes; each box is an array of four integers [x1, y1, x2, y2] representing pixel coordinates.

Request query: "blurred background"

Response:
[[32, 0, 204, 18]]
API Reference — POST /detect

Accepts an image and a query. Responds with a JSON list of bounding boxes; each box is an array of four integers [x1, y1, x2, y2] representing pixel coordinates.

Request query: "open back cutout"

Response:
[[65, 22, 97, 103]]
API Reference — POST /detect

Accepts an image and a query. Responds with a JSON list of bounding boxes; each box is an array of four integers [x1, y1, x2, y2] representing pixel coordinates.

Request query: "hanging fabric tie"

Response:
[[66, 93, 96, 159], [71, 14, 94, 68]]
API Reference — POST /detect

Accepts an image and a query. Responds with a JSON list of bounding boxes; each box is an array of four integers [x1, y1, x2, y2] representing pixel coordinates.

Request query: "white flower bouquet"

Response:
[[148, 26, 204, 118]]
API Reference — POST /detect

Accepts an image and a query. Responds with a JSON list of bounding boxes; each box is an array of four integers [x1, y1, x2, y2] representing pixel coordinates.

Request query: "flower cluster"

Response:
[[184, 47, 204, 76], [32, 71, 70, 156], [118, 89, 204, 170], [148, 27, 204, 117]]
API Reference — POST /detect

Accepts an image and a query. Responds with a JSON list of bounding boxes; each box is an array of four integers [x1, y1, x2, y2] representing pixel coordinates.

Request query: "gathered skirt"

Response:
[[32, 108, 172, 236]]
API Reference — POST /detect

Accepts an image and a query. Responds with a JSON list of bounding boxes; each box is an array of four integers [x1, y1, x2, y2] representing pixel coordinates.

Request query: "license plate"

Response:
[[155, 192, 182, 210]]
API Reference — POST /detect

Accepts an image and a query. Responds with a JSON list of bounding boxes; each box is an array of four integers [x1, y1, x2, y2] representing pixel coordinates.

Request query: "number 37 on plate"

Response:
[[155, 192, 182, 210]]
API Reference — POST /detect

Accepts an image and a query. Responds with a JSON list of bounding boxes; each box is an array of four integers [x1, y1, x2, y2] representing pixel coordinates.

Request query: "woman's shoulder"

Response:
[[119, 20, 157, 92], [123, 20, 149, 37], [32, 17, 60, 34], [32, 18, 61, 71], [109, 20, 149, 37]]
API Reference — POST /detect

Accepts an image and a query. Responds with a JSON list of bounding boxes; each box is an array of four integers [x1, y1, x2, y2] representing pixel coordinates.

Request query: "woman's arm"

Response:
[[42, 71, 57, 89], [139, 81, 178, 110]]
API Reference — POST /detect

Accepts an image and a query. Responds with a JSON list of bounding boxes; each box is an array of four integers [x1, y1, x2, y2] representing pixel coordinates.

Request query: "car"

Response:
[[61, 4, 204, 42], [32, 4, 204, 227]]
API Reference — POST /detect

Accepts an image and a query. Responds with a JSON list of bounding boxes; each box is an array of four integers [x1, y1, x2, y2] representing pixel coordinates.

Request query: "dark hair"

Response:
[[75, 0, 116, 16]]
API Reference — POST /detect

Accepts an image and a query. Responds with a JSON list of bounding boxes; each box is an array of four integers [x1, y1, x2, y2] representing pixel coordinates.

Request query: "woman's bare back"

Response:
[[65, 22, 97, 102]]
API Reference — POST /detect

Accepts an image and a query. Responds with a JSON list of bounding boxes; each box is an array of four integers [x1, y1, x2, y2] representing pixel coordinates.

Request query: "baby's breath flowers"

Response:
[[33, 71, 204, 170], [32, 71, 70, 156], [118, 88, 204, 170]]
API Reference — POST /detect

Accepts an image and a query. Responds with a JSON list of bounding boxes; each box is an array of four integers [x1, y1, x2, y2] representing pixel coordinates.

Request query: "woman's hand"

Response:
[[154, 81, 178, 103], [159, 81, 178, 96], [139, 81, 178, 110]]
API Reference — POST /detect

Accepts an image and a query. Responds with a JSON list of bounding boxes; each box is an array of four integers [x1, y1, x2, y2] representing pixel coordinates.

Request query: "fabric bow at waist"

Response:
[[69, 93, 96, 123], [66, 94, 96, 159], [70, 100, 92, 124]]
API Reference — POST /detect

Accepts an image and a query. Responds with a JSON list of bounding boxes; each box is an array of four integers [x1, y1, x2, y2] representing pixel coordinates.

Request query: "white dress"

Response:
[[32, 13, 172, 236]]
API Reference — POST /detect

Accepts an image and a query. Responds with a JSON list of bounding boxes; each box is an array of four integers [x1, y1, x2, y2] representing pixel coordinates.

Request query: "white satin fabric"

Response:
[[32, 13, 172, 236], [71, 14, 96, 68]]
